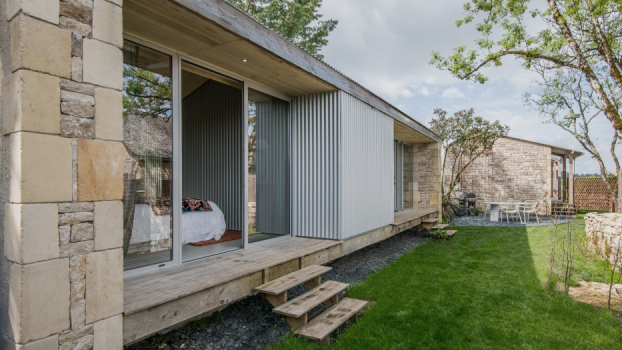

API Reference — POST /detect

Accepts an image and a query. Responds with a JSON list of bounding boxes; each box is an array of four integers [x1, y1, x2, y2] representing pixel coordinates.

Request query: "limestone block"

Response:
[[60, 0, 93, 24], [10, 16, 71, 77], [60, 225, 71, 245], [60, 16, 91, 37], [93, 314, 123, 350], [6, 0, 59, 24], [93, 0, 122, 47], [71, 279, 86, 302], [59, 212, 94, 225], [85, 249, 123, 323], [1, 334, 59, 350], [94, 201, 123, 251], [83, 39, 123, 90], [70, 255, 86, 281], [61, 115, 95, 138], [10, 132, 73, 203], [72, 33, 83, 57], [9, 259, 70, 343], [61, 102, 95, 118], [107, 0, 122, 6], [59, 335, 93, 350], [61, 79, 95, 96], [60, 241, 94, 258], [77, 139, 124, 201], [3, 70, 61, 135], [66, 0, 94, 9], [95, 88, 123, 141], [70, 299, 86, 329], [59, 202, 94, 213], [71, 223, 94, 242], [4, 203, 59, 264], [62, 90, 95, 105], [59, 325, 93, 345], [72, 56, 83, 82]]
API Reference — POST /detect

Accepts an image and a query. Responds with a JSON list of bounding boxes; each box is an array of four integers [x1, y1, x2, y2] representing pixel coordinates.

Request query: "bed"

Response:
[[129, 201, 227, 247]]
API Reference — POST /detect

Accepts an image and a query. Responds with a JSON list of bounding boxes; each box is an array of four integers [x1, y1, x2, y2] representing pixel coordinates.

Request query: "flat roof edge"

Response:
[[169, 0, 441, 142]]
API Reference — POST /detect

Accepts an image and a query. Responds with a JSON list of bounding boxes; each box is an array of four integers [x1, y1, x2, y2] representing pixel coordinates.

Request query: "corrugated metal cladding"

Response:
[[340, 91, 394, 239], [182, 80, 243, 231], [254, 97, 290, 235], [291, 91, 393, 240], [291, 92, 341, 239]]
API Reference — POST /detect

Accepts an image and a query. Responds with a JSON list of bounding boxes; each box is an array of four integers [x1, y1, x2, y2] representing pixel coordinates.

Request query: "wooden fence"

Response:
[[574, 177, 617, 212]]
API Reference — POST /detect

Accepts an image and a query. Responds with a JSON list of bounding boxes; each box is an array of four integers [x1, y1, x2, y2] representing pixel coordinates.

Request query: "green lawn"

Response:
[[266, 213, 622, 349]]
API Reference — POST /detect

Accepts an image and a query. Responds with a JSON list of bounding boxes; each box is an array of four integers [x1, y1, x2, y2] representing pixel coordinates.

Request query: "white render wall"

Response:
[[291, 91, 394, 241]]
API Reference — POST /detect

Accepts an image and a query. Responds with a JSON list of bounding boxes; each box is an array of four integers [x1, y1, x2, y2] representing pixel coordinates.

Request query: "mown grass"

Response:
[[265, 212, 622, 349]]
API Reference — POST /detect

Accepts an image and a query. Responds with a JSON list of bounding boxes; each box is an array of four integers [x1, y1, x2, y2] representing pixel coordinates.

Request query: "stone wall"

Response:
[[444, 137, 552, 213], [1, 0, 124, 349], [409, 142, 442, 212], [586, 213, 622, 264]]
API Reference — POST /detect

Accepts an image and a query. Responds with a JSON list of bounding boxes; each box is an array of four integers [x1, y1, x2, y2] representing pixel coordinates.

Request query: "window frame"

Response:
[[123, 34, 294, 278]]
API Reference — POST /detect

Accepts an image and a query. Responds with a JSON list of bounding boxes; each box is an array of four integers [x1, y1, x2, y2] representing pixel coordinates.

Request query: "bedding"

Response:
[[129, 201, 227, 246]]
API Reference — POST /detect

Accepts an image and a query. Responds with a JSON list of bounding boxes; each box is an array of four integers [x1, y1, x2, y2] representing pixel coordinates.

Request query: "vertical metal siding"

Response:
[[255, 99, 290, 234], [291, 92, 341, 239], [182, 80, 243, 231], [340, 91, 394, 239]]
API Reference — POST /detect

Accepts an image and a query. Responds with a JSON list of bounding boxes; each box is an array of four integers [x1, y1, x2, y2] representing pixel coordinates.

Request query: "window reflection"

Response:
[[122, 40, 173, 271]]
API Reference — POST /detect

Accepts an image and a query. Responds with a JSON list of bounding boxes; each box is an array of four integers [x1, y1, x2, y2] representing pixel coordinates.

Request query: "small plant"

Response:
[[429, 230, 448, 240], [149, 333, 171, 346]]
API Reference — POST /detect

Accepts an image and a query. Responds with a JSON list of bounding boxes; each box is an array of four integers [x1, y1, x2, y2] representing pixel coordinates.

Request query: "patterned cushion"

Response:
[[182, 197, 213, 212]]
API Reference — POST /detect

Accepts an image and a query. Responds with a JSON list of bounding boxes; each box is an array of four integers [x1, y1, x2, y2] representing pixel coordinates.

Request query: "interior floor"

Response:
[[124, 250, 172, 271]]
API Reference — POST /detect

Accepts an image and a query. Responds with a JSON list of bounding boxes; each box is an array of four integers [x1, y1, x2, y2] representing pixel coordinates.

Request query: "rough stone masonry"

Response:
[[1, 0, 125, 349]]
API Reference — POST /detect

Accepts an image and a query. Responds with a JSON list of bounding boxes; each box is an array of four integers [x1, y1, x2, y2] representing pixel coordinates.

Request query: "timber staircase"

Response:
[[254, 265, 368, 345], [422, 218, 457, 239]]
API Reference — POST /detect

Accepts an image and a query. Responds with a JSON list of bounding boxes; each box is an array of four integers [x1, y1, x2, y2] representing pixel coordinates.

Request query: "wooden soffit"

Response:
[[394, 120, 436, 144]]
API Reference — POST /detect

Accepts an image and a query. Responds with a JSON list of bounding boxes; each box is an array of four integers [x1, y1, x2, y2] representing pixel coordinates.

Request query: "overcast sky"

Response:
[[317, 0, 617, 175]]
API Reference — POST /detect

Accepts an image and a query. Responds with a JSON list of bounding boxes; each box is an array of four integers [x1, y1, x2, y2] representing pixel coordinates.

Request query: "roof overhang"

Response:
[[124, 0, 441, 142], [503, 136, 584, 158]]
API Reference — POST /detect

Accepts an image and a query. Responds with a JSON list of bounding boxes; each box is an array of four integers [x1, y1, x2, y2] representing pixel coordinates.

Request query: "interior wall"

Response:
[[182, 80, 243, 231], [340, 91, 394, 239]]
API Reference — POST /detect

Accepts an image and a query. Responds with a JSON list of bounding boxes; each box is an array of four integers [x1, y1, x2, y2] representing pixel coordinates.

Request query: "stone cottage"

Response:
[[444, 136, 583, 211]]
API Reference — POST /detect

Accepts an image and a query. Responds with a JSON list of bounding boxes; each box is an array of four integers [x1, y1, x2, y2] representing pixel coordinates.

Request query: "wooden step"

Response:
[[422, 218, 439, 223], [297, 298, 368, 344], [422, 218, 440, 229], [254, 265, 331, 295], [273, 281, 349, 319], [446, 230, 457, 239], [430, 224, 448, 230]]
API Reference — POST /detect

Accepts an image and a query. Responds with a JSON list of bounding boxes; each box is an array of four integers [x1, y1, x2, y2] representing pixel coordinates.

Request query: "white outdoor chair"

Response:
[[522, 200, 540, 223], [502, 200, 522, 223]]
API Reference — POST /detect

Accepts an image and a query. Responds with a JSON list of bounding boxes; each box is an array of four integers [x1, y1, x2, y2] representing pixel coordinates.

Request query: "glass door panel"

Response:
[[122, 40, 174, 270], [247, 88, 290, 243]]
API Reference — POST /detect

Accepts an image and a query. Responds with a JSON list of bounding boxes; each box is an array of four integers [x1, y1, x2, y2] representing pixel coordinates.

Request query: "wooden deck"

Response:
[[123, 208, 439, 344]]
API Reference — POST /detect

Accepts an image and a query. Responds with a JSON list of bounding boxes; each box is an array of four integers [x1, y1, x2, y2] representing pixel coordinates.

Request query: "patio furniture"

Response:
[[483, 198, 494, 220], [456, 192, 477, 216], [502, 200, 522, 223], [484, 200, 529, 222], [521, 200, 540, 223]]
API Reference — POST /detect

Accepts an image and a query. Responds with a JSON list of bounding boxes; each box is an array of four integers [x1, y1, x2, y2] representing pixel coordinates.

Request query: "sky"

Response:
[[316, 0, 618, 175]]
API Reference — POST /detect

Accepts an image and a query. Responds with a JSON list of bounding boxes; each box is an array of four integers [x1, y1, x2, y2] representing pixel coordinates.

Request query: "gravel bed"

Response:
[[126, 229, 427, 350], [451, 213, 575, 227]]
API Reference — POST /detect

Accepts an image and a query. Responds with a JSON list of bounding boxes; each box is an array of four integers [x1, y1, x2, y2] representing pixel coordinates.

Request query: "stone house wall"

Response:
[[586, 213, 622, 264], [444, 137, 552, 213], [1, 0, 124, 349], [409, 142, 442, 212]]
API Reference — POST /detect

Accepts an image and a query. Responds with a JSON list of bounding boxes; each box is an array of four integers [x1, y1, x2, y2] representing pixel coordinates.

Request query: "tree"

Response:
[[229, 0, 337, 59], [431, 108, 510, 217], [429, 0, 622, 211], [123, 65, 172, 119], [525, 68, 620, 207]]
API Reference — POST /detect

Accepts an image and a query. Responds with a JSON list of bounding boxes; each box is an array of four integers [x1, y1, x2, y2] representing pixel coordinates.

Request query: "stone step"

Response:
[[296, 298, 368, 345]]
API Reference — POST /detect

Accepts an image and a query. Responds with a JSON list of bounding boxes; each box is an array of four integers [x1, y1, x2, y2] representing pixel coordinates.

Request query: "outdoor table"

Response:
[[484, 202, 530, 222]]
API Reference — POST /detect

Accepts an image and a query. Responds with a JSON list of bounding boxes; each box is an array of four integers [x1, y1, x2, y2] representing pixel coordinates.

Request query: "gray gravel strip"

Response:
[[451, 213, 575, 227], [125, 229, 427, 350]]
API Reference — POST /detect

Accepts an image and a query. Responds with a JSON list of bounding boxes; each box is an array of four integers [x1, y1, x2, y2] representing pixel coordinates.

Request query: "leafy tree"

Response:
[[123, 65, 172, 119], [430, 0, 622, 211], [431, 108, 510, 217], [525, 68, 620, 206], [229, 0, 337, 59]]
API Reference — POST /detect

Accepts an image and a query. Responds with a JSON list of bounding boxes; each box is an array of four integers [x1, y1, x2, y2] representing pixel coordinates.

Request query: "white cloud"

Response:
[[442, 87, 465, 99], [400, 89, 414, 98], [418, 86, 431, 96]]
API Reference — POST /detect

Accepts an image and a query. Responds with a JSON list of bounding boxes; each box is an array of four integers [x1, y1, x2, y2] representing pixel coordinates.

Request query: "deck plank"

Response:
[[297, 298, 368, 341], [393, 209, 438, 226], [124, 238, 341, 314], [273, 281, 349, 318], [255, 265, 332, 295]]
